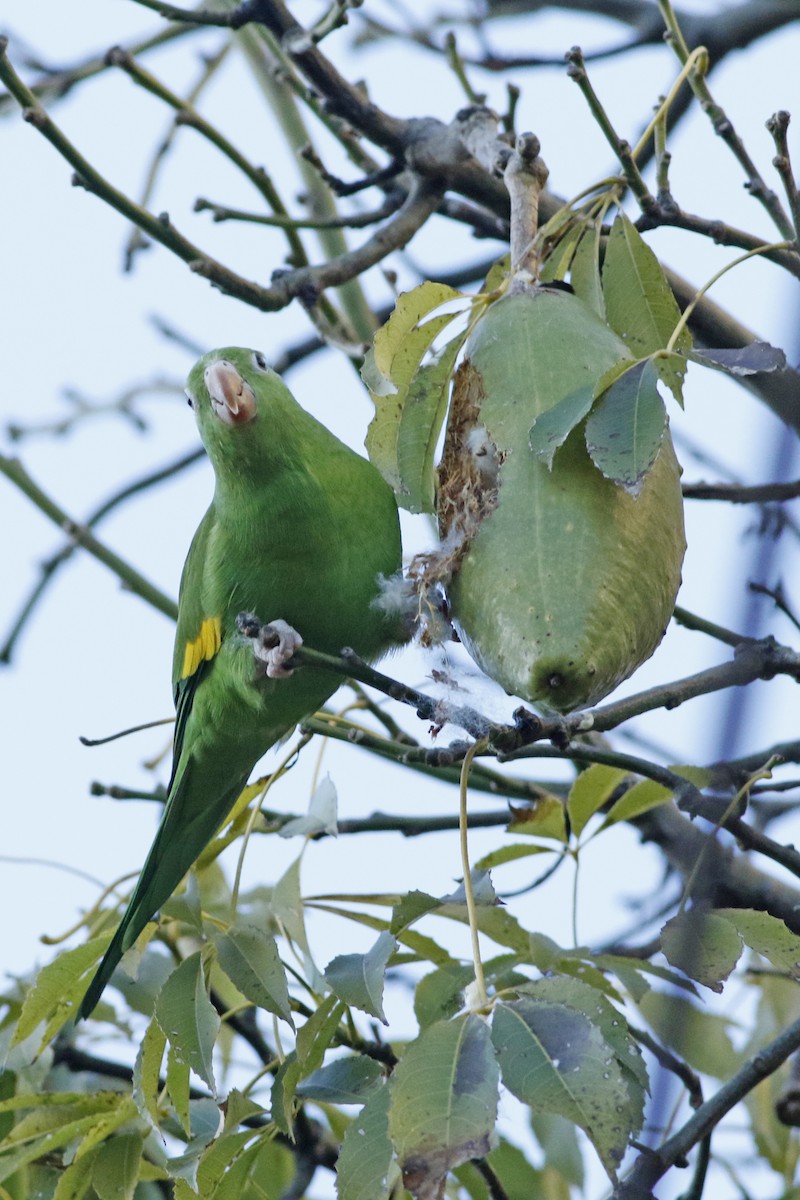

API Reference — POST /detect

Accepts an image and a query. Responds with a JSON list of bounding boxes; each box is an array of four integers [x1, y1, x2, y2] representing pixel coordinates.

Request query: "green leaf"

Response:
[[12, 935, 112, 1047], [214, 923, 293, 1026], [155, 952, 219, 1092], [296, 993, 345, 1071], [539, 222, 586, 285], [394, 334, 463, 513], [336, 1085, 394, 1200], [209, 1133, 293, 1200], [637, 990, 739, 1078], [414, 964, 475, 1028], [602, 212, 691, 403], [391, 891, 440, 934], [389, 1016, 499, 1199], [325, 931, 397, 1023], [601, 780, 672, 828], [491, 998, 639, 1180], [528, 386, 595, 469], [272, 854, 323, 992], [364, 283, 468, 511], [716, 908, 800, 976], [530, 1112, 585, 1187], [296, 1055, 384, 1103], [570, 223, 605, 319], [92, 1133, 143, 1200], [585, 359, 666, 491], [508, 795, 568, 843], [519, 975, 648, 1095], [363, 282, 465, 394], [660, 910, 743, 992], [166, 1041, 191, 1135], [475, 842, 555, 870], [132, 1018, 166, 1130], [567, 765, 628, 838], [53, 1145, 100, 1200]]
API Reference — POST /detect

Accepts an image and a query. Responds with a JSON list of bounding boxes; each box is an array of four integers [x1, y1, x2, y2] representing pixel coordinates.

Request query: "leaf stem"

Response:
[[666, 242, 794, 352]]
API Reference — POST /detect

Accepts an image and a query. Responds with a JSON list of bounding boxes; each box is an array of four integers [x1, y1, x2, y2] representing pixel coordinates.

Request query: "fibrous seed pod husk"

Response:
[[437, 284, 686, 712]]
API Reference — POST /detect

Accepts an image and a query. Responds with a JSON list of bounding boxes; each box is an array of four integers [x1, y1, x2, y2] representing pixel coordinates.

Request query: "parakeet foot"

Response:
[[236, 612, 303, 678]]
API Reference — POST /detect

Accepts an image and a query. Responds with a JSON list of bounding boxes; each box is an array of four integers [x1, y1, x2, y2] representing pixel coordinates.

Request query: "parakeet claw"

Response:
[[236, 612, 303, 678]]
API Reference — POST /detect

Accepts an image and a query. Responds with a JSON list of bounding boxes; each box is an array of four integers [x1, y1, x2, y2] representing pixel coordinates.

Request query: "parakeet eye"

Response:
[[252, 351, 269, 372], [185, 390, 195, 409]]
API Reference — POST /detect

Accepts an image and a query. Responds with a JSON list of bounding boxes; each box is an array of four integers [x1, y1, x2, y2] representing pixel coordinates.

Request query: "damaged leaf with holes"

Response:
[[434, 281, 686, 711]]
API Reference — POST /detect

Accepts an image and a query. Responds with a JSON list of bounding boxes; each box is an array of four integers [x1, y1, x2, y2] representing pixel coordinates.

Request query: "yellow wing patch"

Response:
[[181, 616, 222, 679]]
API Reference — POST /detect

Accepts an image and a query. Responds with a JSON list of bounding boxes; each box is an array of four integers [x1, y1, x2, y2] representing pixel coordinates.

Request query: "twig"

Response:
[[107, 45, 309, 268], [656, 0, 795, 240], [767, 110, 800, 243], [0, 455, 178, 622], [565, 46, 654, 212], [1, 448, 200, 662], [683, 479, 800, 503]]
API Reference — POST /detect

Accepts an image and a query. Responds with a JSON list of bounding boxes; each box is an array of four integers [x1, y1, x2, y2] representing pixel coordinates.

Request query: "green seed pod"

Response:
[[437, 285, 686, 712]]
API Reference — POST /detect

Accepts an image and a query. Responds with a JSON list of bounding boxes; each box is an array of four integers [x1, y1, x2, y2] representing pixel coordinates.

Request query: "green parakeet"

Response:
[[79, 347, 402, 1018]]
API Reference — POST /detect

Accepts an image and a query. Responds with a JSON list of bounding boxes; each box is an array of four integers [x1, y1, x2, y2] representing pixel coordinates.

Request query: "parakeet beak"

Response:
[[205, 361, 258, 427]]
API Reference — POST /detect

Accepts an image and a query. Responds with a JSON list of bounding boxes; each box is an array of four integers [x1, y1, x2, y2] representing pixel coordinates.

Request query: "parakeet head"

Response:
[[185, 347, 306, 474]]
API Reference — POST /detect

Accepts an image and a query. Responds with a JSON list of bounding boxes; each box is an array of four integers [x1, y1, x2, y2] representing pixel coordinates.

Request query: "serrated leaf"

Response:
[[601, 780, 672, 829], [570, 223, 605, 319], [660, 910, 743, 992], [603, 213, 690, 402], [586, 359, 666, 490], [441, 868, 498, 907], [13, 935, 112, 1047], [690, 342, 787, 376], [652, 351, 691, 409], [491, 998, 637, 1180], [296, 1054, 384, 1103], [132, 1017, 166, 1129], [92, 1133, 142, 1200], [336, 1084, 393, 1200], [155, 953, 219, 1092], [519, 976, 648, 1095], [389, 1016, 499, 1199], [528, 386, 595, 469], [215, 924, 293, 1026], [716, 909, 800, 976], [325, 931, 397, 1023], [567, 766, 628, 838]]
